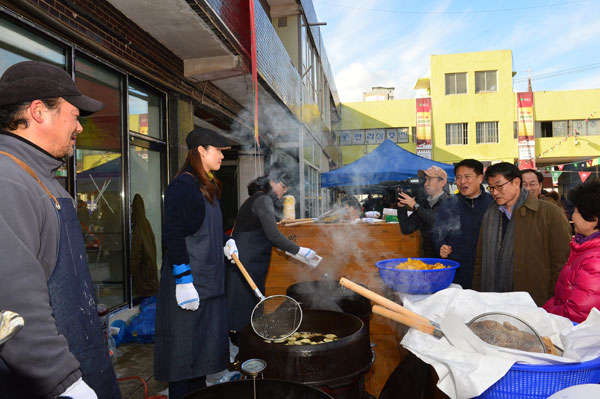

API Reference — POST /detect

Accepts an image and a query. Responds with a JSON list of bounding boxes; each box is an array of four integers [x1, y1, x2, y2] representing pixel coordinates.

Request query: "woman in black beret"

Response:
[[154, 128, 232, 399]]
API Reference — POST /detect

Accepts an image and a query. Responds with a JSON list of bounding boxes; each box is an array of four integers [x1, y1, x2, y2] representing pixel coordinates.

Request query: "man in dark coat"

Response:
[[473, 162, 571, 305], [431, 159, 493, 289], [398, 166, 449, 257]]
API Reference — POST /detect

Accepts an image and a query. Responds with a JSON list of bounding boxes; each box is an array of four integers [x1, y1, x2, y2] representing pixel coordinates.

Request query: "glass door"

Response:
[[75, 57, 125, 309]]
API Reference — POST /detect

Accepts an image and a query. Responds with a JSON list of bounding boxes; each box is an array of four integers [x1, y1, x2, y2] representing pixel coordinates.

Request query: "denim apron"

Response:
[[0, 152, 120, 398], [47, 196, 121, 398], [154, 193, 229, 381]]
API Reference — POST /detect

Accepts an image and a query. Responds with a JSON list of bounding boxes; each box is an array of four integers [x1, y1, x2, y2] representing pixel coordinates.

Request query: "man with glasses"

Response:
[[431, 159, 493, 289], [521, 168, 544, 198], [398, 166, 449, 257], [473, 162, 571, 305]]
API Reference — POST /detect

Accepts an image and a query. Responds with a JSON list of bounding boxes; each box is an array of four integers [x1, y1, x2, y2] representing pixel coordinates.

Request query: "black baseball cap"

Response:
[[186, 127, 231, 150], [0, 61, 104, 116]]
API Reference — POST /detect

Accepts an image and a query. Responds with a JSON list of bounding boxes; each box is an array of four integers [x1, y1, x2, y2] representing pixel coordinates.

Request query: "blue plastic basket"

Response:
[[375, 258, 460, 294], [477, 356, 600, 398]]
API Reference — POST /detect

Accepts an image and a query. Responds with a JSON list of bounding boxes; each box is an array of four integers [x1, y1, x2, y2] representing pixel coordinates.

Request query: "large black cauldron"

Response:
[[238, 310, 373, 399], [286, 280, 372, 334], [184, 379, 333, 399]]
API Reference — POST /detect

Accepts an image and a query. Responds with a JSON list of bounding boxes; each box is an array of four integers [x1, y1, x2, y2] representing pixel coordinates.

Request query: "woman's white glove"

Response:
[[175, 283, 200, 311], [59, 377, 97, 399], [297, 247, 319, 260], [223, 239, 238, 263]]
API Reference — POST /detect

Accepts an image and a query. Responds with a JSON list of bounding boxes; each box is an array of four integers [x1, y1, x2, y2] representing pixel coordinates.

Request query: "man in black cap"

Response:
[[0, 61, 121, 398]]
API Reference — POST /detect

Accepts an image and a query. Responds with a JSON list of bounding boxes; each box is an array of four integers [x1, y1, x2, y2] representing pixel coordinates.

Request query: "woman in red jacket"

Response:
[[543, 180, 600, 323]]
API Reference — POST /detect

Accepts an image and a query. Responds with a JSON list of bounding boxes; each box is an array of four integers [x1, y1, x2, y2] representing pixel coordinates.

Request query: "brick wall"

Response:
[[24, 0, 188, 93]]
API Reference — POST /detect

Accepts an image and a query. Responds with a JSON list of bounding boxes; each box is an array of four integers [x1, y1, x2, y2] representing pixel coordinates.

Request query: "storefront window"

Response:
[[0, 17, 66, 74], [129, 83, 163, 139], [130, 144, 163, 295], [75, 57, 125, 309]]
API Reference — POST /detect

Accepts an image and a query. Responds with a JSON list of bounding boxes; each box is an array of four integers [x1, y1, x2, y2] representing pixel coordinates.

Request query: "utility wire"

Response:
[[514, 62, 600, 83]]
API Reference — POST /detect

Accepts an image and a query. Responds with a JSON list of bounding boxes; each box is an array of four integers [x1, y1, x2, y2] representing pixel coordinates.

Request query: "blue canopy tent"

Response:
[[321, 140, 455, 188]]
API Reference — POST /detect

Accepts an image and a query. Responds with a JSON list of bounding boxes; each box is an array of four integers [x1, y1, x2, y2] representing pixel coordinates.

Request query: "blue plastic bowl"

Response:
[[477, 355, 600, 398], [375, 258, 460, 294]]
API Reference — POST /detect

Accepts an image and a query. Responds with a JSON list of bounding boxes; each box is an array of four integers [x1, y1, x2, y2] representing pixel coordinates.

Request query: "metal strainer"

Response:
[[232, 254, 302, 340], [466, 312, 547, 353]]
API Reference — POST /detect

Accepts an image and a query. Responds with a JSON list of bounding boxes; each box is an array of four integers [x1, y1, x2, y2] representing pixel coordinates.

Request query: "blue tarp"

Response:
[[321, 140, 455, 188]]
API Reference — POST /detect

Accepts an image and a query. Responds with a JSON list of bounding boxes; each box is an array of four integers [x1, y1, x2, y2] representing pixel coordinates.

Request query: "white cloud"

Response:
[[316, 0, 600, 101]]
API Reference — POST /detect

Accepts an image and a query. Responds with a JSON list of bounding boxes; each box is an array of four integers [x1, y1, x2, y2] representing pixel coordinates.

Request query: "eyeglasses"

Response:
[[486, 179, 513, 193]]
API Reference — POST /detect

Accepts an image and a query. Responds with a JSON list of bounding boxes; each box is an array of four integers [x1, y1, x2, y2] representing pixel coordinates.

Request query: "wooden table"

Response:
[[266, 222, 420, 397]]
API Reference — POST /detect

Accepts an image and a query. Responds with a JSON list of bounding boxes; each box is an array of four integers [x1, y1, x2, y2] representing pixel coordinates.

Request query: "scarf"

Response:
[[575, 230, 600, 244], [480, 188, 529, 292]]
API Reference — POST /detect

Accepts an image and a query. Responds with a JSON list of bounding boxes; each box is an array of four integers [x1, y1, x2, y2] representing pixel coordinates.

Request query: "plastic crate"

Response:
[[477, 356, 600, 398], [375, 258, 460, 294]]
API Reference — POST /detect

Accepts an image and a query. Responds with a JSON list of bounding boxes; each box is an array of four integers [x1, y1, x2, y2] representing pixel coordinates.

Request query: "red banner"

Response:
[[517, 92, 535, 169], [249, 0, 259, 147], [416, 97, 432, 159]]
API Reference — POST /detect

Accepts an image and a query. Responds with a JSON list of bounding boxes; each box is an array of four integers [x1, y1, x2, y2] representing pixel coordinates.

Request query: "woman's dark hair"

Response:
[[454, 159, 484, 175], [247, 176, 271, 196], [484, 162, 522, 187], [266, 161, 292, 186], [0, 98, 61, 131], [569, 179, 600, 229], [175, 147, 222, 204]]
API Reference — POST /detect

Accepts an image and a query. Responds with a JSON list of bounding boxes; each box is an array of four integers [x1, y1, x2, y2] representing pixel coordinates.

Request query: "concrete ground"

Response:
[[114, 343, 168, 399]]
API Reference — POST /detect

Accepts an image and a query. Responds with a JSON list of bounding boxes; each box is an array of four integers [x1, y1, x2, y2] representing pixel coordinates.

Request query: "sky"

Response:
[[312, 0, 600, 103]]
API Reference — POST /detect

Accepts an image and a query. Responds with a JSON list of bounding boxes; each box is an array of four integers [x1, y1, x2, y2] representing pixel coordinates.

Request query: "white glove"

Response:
[[175, 283, 200, 311], [365, 211, 380, 218], [60, 377, 97, 399], [297, 247, 319, 260], [223, 238, 238, 263]]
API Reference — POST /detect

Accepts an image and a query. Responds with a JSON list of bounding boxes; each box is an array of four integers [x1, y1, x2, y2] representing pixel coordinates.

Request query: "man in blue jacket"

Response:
[[431, 159, 493, 289]]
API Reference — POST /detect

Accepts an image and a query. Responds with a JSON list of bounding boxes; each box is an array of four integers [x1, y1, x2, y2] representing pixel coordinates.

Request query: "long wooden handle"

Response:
[[282, 220, 316, 227], [372, 305, 438, 336], [232, 253, 258, 291], [339, 277, 432, 326], [280, 218, 314, 224]]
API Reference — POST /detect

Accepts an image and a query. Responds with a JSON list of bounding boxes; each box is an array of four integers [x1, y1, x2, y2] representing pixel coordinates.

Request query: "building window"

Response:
[[476, 121, 499, 143], [128, 82, 163, 139], [0, 17, 67, 75], [411, 126, 416, 143], [75, 56, 125, 309], [475, 70, 497, 93], [445, 72, 467, 95], [304, 164, 319, 218], [446, 123, 468, 145]]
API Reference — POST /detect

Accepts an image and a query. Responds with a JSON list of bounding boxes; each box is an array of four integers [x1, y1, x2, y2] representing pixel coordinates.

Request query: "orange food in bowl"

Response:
[[393, 258, 448, 270]]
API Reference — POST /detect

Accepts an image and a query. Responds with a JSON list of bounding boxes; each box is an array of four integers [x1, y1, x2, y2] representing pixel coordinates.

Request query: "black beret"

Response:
[[186, 127, 231, 150], [0, 61, 104, 116]]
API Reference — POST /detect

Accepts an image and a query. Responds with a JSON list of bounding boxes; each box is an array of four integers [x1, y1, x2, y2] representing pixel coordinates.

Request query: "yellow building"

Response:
[[335, 50, 600, 174]]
